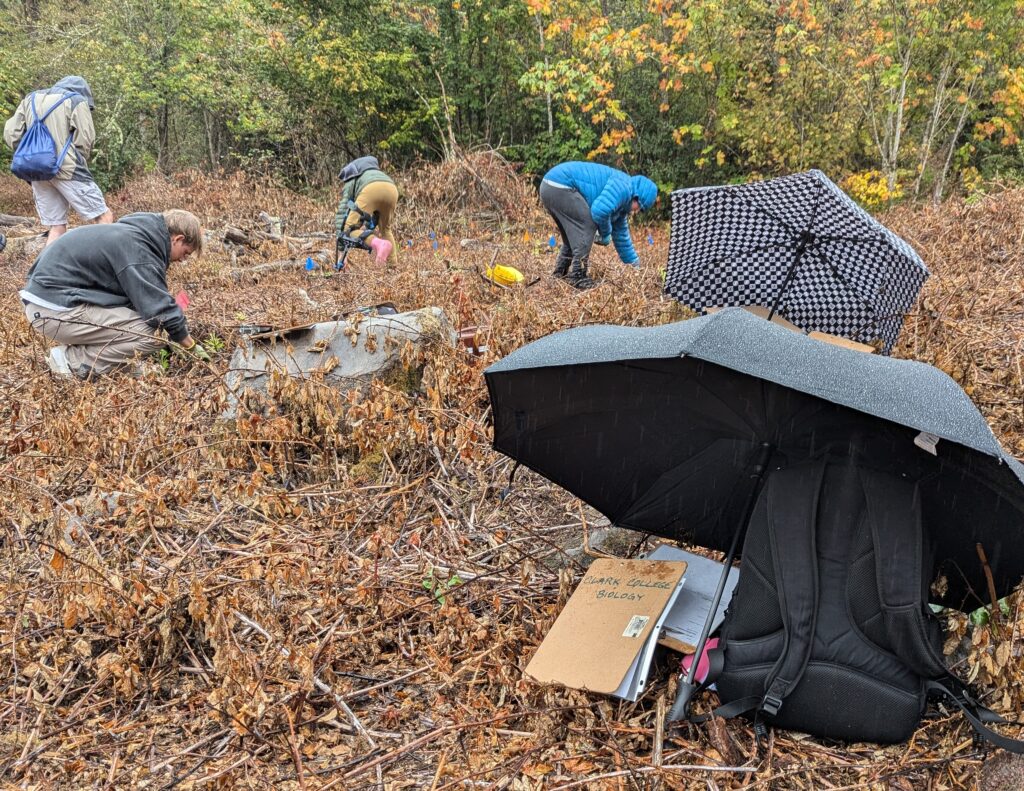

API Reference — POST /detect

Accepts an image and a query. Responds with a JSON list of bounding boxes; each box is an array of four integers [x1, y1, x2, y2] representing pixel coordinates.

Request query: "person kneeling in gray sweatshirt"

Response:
[[21, 209, 208, 378]]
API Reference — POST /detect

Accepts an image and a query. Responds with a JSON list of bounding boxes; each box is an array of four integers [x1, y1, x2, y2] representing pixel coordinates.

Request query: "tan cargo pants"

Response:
[[24, 302, 165, 377], [345, 181, 399, 262]]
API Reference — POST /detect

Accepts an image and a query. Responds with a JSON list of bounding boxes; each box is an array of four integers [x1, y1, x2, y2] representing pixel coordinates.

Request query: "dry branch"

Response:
[[0, 212, 35, 227], [0, 167, 1020, 790]]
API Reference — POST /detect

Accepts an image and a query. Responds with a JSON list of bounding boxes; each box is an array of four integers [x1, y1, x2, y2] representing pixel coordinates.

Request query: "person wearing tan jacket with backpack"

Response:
[[4, 76, 113, 246]]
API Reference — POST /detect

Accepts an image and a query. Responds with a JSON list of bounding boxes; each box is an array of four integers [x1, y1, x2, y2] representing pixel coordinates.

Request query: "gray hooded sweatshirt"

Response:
[[23, 213, 189, 342]]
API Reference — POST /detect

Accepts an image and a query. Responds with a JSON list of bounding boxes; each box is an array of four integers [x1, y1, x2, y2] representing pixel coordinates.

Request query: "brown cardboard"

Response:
[[706, 305, 877, 354], [525, 558, 688, 697], [705, 304, 804, 333], [807, 331, 877, 354], [657, 633, 697, 655]]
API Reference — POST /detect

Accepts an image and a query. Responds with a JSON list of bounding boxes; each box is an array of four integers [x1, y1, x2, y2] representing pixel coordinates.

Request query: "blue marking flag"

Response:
[[548, 235, 557, 248], [305, 256, 316, 271]]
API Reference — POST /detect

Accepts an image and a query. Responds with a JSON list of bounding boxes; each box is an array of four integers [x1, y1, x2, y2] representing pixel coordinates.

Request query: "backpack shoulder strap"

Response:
[[859, 468, 948, 678], [757, 461, 826, 717], [928, 679, 1024, 753], [34, 91, 76, 125]]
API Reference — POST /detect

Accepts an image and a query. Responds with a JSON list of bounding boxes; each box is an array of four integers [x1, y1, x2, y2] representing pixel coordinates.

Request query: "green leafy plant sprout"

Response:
[[969, 597, 1011, 627], [203, 334, 226, 353], [422, 568, 463, 606]]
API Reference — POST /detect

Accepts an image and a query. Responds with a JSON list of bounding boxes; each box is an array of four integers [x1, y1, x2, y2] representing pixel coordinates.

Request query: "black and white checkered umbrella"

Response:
[[664, 169, 929, 354]]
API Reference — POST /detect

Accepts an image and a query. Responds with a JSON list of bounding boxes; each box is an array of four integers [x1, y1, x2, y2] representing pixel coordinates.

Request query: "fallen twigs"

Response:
[[0, 169, 1021, 790]]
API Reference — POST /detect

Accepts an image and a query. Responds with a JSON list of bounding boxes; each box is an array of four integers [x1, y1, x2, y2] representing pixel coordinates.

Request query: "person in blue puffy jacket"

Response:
[[539, 161, 658, 289]]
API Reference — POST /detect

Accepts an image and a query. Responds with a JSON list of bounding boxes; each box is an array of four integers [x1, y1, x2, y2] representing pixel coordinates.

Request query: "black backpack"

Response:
[[705, 459, 1024, 751]]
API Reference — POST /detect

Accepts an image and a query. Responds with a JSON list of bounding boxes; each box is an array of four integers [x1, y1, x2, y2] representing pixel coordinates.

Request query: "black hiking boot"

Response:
[[551, 248, 572, 278], [567, 257, 596, 290]]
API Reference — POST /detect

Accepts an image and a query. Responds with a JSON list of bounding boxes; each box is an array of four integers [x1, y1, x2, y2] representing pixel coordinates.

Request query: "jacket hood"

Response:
[[631, 175, 658, 211], [339, 155, 380, 182], [117, 212, 171, 260], [53, 76, 94, 109]]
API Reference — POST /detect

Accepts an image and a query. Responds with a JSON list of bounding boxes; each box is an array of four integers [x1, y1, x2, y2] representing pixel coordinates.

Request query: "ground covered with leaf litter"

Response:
[[1, 159, 1023, 790]]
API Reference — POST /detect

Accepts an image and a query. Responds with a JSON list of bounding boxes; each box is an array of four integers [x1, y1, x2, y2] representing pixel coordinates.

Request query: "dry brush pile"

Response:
[[0, 165, 1022, 790]]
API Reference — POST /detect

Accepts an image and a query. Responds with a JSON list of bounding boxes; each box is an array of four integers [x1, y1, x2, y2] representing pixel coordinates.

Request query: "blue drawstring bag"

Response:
[[10, 92, 77, 181]]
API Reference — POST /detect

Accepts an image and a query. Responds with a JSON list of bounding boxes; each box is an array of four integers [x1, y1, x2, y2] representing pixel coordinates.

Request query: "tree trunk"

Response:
[[157, 103, 170, 172], [933, 74, 979, 204], [0, 213, 36, 227], [204, 109, 218, 170], [535, 14, 553, 135], [883, 44, 913, 191], [913, 58, 953, 199]]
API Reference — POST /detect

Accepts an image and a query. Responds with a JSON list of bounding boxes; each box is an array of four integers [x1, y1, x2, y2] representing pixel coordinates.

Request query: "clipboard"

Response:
[[524, 558, 688, 701]]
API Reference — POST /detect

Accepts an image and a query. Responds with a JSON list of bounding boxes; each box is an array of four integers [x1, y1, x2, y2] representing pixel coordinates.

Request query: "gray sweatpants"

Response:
[[540, 180, 597, 262], [24, 302, 165, 377]]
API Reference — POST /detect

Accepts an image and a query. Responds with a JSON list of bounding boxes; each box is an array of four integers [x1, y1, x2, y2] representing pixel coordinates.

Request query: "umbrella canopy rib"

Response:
[[816, 233, 887, 246], [806, 248, 876, 311], [677, 241, 804, 294]]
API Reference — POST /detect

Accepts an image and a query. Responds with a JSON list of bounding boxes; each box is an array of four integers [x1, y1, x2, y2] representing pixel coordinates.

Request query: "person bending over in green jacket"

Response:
[[334, 156, 398, 264], [21, 210, 207, 378]]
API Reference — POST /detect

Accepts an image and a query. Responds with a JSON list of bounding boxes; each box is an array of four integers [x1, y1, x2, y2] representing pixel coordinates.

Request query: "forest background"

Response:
[[4, 0, 1024, 209]]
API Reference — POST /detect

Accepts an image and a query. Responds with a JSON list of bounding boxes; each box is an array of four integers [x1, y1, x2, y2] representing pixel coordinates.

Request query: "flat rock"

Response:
[[981, 753, 1024, 791], [58, 491, 126, 543], [563, 524, 646, 567], [535, 518, 649, 571], [222, 306, 456, 417]]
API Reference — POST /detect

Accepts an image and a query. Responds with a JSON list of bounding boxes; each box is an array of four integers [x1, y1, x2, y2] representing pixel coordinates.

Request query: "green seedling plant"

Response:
[[970, 597, 1011, 627], [203, 334, 226, 353], [422, 568, 463, 606]]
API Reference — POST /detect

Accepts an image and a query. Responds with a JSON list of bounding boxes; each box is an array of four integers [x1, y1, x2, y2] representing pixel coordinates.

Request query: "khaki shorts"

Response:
[[32, 178, 109, 226]]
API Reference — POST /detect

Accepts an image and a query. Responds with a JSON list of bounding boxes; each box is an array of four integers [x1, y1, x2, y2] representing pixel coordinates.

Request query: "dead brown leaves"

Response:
[[0, 169, 1021, 789], [886, 188, 1024, 455]]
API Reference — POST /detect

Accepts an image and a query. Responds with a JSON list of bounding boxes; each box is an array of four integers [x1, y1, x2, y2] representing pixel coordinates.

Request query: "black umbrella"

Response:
[[663, 170, 929, 354], [485, 308, 1024, 612]]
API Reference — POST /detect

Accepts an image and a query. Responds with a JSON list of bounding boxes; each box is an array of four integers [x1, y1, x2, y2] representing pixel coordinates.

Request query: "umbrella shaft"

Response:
[[767, 242, 810, 322], [668, 442, 774, 722]]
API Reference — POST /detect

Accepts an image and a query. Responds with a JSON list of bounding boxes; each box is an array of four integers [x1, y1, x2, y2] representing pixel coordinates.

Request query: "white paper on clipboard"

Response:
[[646, 545, 739, 653]]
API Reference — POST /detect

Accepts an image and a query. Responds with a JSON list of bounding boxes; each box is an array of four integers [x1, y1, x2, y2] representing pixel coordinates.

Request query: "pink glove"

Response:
[[680, 637, 719, 684], [369, 236, 393, 264]]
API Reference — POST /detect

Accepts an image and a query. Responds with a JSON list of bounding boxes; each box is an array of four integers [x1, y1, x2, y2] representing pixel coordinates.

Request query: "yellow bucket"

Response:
[[485, 264, 525, 286]]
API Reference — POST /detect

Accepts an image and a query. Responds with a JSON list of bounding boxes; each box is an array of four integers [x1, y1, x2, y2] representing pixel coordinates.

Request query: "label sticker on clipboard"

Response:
[[622, 615, 650, 638]]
